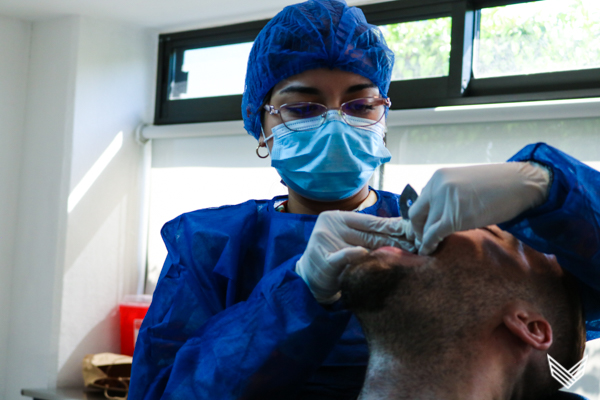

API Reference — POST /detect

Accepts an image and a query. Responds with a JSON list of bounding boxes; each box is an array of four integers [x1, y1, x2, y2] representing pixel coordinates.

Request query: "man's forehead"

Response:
[[434, 225, 565, 279]]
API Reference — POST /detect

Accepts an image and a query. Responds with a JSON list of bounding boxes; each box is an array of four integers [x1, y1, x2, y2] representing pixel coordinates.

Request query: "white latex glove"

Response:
[[296, 210, 415, 304], [409, 162, 550, 256]]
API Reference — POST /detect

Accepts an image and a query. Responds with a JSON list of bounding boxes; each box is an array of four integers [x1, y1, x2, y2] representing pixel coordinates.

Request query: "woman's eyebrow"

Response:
[[277, 85, 321, 95], [346, 83, 378, 93], [277, 82, 377, 96]]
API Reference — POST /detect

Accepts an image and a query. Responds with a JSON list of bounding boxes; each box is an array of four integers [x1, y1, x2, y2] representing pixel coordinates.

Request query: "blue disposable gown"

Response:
[[130, 190, 402, 399], [131, 143, 600, 399]]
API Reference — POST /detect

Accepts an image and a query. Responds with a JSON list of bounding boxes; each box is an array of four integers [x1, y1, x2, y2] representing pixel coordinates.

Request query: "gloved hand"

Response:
[[296, 210, 415, 304], [409, 162, 551, 255]]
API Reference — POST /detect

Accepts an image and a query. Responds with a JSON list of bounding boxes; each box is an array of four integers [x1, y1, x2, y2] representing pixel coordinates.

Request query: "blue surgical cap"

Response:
[[242, 0, 395, 140]]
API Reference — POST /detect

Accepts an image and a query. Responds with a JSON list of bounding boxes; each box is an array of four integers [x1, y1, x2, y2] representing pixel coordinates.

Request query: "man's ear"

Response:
[[503, 301, 552, 351]]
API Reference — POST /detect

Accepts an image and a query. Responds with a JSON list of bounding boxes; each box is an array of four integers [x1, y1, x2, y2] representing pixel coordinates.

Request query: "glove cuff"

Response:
[[524, 161, 551, 208], [295, 259, 342, 304]]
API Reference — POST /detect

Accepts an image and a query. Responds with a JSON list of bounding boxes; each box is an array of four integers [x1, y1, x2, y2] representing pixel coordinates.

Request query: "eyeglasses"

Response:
[[264, 97, 391, 132]]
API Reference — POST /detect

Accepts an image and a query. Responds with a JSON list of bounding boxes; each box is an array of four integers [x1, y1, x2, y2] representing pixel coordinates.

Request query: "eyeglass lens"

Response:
[[341, 98, 386, 126], [279, 98, 387, 131]]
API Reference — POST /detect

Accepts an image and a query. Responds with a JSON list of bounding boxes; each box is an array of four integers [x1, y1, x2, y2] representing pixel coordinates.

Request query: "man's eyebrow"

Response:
[[346, 83, 378, 93], [277, 85, 321, 95]]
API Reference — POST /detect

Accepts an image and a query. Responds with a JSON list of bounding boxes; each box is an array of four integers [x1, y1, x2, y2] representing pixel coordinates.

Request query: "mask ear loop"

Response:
[[259, 125, 287, 188], [256, 126, 273, 159]]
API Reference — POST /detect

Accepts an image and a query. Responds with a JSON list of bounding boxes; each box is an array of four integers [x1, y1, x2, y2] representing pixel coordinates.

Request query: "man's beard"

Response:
[[340, 250, 511, 370]]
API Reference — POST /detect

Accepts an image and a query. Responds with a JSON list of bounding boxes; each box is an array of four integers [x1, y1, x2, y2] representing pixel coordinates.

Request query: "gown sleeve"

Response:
[[498, 143, 600, 340], [129, 204, 352, 399]]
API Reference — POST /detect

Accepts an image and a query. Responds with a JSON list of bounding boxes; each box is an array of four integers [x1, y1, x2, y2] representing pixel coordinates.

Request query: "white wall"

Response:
[[2, 14, 155, 400], [57, 17, 155, 387], [5, 16, 79, 400], [0, 15, 31, 398]]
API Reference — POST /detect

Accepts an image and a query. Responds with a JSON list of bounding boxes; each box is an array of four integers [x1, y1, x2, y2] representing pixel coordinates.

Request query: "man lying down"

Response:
[[340, 225, 586, 400]]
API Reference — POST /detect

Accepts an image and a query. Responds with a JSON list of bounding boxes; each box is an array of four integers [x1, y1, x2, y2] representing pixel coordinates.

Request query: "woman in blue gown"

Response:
[[130, 1, 410, 398]]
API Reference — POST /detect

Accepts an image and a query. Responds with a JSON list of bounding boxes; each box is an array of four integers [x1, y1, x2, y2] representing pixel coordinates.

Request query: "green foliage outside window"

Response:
[[378, 0, 600, 81], [476, 0, 600, 77], [379, 18, 452, 81]]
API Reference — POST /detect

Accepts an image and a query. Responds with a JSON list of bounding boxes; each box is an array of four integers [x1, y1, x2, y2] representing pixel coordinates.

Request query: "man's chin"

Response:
[[340, 253, 411, 312]]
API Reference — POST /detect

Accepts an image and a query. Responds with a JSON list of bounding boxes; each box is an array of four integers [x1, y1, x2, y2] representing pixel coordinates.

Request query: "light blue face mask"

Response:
[[263, 110, 392, 201]]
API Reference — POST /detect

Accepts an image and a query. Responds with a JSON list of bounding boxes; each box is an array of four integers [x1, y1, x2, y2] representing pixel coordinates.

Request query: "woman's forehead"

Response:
[[272, 68, 376, 94]]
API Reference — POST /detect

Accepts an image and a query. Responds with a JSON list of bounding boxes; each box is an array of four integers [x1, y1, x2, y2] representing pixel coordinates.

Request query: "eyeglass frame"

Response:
[[263, 97, 392, 131]]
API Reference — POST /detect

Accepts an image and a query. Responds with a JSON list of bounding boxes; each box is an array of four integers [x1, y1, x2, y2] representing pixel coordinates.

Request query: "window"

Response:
[[170, 42, 254, 100], [380, 17, 452, 81], [475, 0, 600, 78], [154, 19, 268, 124], [154, 0, 600, 124]]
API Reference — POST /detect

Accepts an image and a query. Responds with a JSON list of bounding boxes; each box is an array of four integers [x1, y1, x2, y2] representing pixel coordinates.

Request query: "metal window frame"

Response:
[[154, 19, 269, 124], [154, 0, 600, 125]]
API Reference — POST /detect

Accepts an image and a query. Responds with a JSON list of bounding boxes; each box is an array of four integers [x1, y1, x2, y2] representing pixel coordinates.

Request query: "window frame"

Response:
[[154, 19, 269, 124], [154, 0, 600, 125]]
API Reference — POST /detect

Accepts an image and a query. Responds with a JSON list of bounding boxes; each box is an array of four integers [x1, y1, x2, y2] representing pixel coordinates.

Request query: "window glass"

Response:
[[169, 42, 254, 100], [474, 0, 600, 78], [379, 17, 452, 81]]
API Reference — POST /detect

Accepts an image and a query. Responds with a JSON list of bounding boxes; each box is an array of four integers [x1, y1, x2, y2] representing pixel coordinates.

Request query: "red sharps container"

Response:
[[119, 294, 152, 356]]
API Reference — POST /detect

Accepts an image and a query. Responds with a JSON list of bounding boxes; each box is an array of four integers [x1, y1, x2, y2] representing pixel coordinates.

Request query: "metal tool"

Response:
[[399, 184, 419, 220]]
